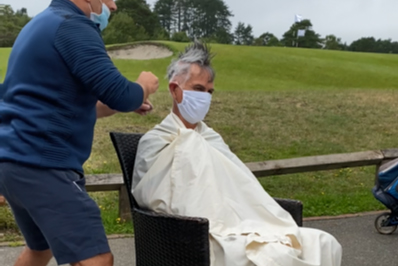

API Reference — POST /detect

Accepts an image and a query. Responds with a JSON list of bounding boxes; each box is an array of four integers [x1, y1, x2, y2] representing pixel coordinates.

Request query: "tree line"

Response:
[[0, 5, 30, 47], [1, 0, 398, 54]]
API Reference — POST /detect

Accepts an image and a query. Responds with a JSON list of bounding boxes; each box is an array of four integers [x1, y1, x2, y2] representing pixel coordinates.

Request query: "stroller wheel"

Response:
[[375, 212, 397, 235]]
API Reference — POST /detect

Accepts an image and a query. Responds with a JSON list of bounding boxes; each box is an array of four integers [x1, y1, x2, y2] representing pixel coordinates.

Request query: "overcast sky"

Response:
[[3, 0, 398, 44]]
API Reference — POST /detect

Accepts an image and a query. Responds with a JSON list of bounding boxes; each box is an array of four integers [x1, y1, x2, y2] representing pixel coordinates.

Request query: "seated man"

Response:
[[132, 42, 342, 266]]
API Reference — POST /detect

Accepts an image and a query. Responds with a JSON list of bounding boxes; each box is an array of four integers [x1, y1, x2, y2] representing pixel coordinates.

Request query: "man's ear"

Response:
[[169, 82, 178, 99]]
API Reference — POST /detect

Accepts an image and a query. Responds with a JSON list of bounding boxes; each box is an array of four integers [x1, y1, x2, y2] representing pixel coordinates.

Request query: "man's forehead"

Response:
[[189, 64, 205, 75], [188, 64, 213, 82]]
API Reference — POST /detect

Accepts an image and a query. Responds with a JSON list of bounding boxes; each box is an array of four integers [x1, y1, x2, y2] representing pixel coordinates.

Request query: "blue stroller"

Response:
[[373, 158, 398, 234]]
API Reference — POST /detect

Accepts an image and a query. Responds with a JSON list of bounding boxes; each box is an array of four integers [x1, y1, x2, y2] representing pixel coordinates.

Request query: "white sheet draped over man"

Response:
[[132, 42, 342, 266]]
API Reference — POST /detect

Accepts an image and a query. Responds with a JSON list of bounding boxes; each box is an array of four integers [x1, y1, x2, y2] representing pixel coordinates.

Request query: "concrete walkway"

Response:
[[2, 212, 398, 266]]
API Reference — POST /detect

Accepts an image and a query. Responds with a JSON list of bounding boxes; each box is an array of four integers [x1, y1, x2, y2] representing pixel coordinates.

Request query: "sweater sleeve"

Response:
[[0, 83, 4, 100], [54, 17, 143, 112]]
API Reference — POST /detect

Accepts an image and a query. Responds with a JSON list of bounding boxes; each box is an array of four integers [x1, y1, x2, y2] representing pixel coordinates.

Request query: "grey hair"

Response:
[[167, 41, 215, 83]]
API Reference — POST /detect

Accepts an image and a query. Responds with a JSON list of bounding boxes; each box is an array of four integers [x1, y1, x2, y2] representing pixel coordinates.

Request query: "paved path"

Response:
[[304, 212, 398, 266], [2, 212, 398, 265], [1, 238, 136, 266]]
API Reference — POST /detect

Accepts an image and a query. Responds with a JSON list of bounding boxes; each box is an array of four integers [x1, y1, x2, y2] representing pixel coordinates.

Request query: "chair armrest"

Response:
[[133, 208, 210, 266], [274, 198, 303, 226]]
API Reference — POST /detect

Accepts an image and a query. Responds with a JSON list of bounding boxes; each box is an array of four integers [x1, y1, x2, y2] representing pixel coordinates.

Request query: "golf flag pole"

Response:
[[297, 29, 306, 47], [294, 14, 302, 46], [295, 14, 303, 23], [294, 14, 304, 47]]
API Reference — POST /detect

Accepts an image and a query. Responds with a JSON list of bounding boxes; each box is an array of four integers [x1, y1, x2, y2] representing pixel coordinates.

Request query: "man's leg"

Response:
[[0, 163, 112, 266], [14, 248, 52, 266], [0, 163, 53, 266], [71, 252, 113, 266]]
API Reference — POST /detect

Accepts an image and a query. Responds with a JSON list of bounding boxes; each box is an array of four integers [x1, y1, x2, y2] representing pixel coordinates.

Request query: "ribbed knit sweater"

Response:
[[0, 0, 144, 173]]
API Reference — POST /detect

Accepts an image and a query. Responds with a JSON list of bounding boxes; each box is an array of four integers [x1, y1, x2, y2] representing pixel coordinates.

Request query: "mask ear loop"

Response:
[[99, 0, 104, 14], [87, 1, 93, 13]]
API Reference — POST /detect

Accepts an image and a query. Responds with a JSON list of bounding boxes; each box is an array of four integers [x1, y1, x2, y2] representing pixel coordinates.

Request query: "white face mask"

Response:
[[176, 87, 212, 124]]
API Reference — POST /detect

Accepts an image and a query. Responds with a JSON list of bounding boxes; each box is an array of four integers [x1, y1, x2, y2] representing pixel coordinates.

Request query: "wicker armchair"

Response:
[[110, 132, 303, 266]]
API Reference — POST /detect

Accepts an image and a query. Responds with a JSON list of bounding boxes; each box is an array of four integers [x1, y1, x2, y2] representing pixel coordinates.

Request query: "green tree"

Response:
[[15, 7, 27, 16], [253, 32, 280, 46], [0, 6, 31, 47], [173, 0, 191, 32], [102, 12, 148, 44], [281, 19, 323, 48], [200, 28, 233, 44], [190, 0, 233, 39], [324, 35, 342, 50], [212, 27, 234, 44], [348, 37, 398, 54], [376, 39, 392, 53], [267, 36, 281, 47], [153, 0, 233, 42], [154, 0, 174, 33], [234, 22, 253, 45], [349, 37, 376, 53], [153, 0, 191, 34], [153, 27, 170, 40], [171, 31, 190, 42], [391, 42, 398, 54], [115, 0, 160, 38]]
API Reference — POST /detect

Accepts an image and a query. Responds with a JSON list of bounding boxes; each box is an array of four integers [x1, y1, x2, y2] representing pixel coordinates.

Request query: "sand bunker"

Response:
[[108, 44, 173, 60]]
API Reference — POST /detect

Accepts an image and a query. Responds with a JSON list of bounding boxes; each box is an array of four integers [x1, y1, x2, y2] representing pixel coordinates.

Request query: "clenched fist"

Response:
[[136, 71, 159, 100]]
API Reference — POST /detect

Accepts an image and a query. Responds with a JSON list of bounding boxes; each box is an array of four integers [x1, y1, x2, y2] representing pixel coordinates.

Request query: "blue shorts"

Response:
[[0, 162, 110, 265]]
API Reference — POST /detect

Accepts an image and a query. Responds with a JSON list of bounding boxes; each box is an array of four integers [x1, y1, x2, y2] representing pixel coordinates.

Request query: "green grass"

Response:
[[88, 89, 396, 218], [90, 192, 134, 234], [0, 48, 10, 80], [106, 41, 398, 92], [1, 42, 398, 238]]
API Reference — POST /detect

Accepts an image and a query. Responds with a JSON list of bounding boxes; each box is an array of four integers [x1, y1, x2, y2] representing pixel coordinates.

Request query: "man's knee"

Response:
[[25, 247, 52, 258], [15, 247, 52, 266], [72, 252, 114, 266]]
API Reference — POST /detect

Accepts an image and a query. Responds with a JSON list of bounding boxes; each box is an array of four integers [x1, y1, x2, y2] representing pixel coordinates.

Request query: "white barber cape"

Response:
[[132, 113, 342, 266]]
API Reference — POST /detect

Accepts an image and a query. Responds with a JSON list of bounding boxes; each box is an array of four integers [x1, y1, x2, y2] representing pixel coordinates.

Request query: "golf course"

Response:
[[1, 41, 398, 238]]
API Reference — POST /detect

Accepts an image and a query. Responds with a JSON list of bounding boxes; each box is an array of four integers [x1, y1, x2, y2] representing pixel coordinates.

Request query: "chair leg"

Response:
[[119, 186, 132, 222]]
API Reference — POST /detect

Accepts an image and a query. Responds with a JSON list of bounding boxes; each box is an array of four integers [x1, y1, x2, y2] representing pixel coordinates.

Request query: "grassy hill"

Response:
[[103, 42, 398, 92], [0, 48, 10, 81], [1, 42, 398, 236], [3, 42, 398, 90]]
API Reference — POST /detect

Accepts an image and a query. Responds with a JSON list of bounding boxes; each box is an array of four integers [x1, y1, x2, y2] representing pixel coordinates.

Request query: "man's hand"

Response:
[[134, 100, 153, 116], [97, 99, 153, 119], [136, 72, 159, 101]]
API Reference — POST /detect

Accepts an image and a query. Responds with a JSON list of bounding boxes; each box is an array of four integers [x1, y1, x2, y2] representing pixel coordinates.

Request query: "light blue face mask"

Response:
[[90, 3, 111, 31]]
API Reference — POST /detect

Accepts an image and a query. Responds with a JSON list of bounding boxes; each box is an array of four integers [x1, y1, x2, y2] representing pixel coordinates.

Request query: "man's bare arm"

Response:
[[96, 100, 153, 119], [96, 101, 117, 118]]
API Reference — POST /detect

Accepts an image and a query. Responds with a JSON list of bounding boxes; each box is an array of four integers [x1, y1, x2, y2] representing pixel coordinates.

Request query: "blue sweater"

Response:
[[0, 0, 144, 173]]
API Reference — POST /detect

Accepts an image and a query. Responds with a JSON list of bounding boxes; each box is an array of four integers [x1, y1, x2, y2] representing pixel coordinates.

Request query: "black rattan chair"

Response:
[[110, 132, 303, 266]]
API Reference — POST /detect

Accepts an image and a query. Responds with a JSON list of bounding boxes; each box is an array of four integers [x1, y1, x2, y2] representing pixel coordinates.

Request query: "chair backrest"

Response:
[[110, 132, 143, 209]]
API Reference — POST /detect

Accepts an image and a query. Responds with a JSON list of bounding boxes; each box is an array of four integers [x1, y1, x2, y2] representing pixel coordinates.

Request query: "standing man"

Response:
[[0, 0, 158, 266]]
